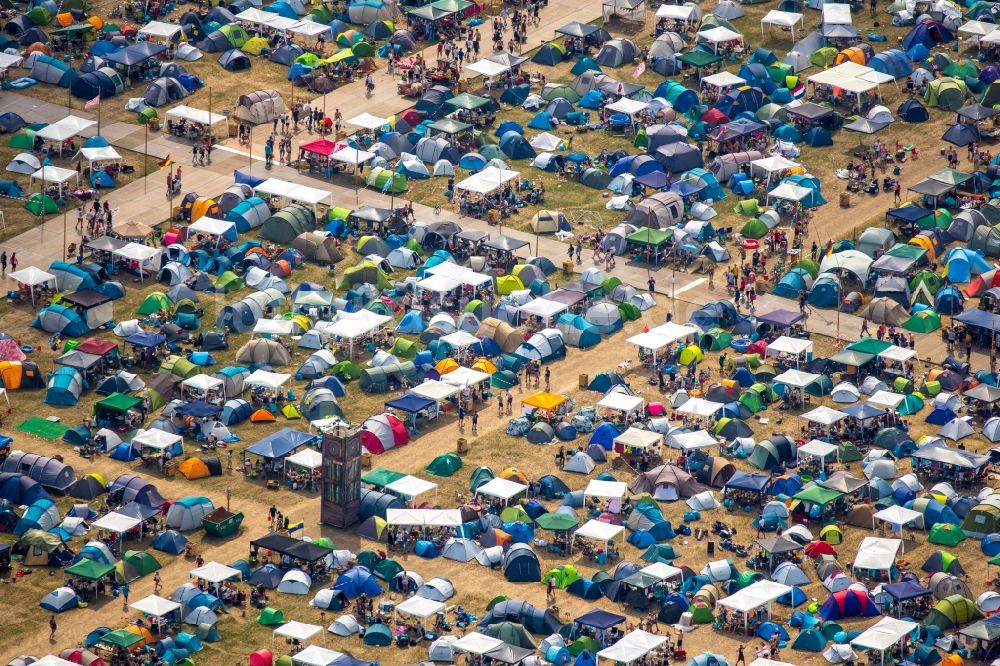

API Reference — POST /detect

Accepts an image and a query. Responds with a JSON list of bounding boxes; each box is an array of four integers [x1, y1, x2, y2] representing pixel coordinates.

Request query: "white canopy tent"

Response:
[[130, 594, 181, 617], [330, 146, 376, 168], [701, 71, 746, 91], [851, 617, 918, 666], [453, 633, 504, 655], [347, 112, 389, 131], [801, 405, 848, 426], [442, 366, 491, 389], [668, 429, 719, 451], [697, 26, 743, 54], [132, 428, 183, 453], [822, 3, 853, 25], [254, 178, 332, 214], [189, 216, 236, 241], [675, 398, 721, 417], [878, 345, 917, 362], [385, 508, 463, 527], [417, 273, 463, 296], [765, 335, 813, 361], [853, 537, 902, 576], [190, 561, 242, 583], [614, 427, 663, 449], [868, 390, 906, 408], [36, 117, 97, 155], [596, 392, 645, 417], [292, 646, 344, 666], [244, 370, 292, 390], [274, 621, 323, 643], [182, 374, 224, 395], [385, 475, 439, 502], [236, 8, 279, 23], [574, 519, 625, 547], [584, 479, 627, 500], [872, 505, 921, 535], [139, 21, 183, 40], [639, 561, 684, 582], [166, 105, 227, 127], [597, 630, 666, 664], [716, 580, 792, 630], [409, 379, 462, 403], [263, 15, 298, 31], [30, 165, 79, 191], [767, 182, 813, 205], [9, 266, 56, 304], [455, 165, 520, 196], [78, 145, 123, 170], [519, 297, 569, 323], [959, 19, 994, 40], [288, 21, 332, 38], [761, 10, 803, 38], [114, 242, 162, 281], [0, 52, 22, 71], [285, 447, 323, 472], [773, 368, 820, 388], [92, 512, 142, 552], [475, 477, 528, 503], [424, 261, 493, 286], [655, 3, 698, 23], [750, 155, 800, 184], [252, 318, 295, 337], [439, 330, 481, 349], [396, 596, 446, 618], [464, 58, 510, 79], [797, 439, 838, 471]]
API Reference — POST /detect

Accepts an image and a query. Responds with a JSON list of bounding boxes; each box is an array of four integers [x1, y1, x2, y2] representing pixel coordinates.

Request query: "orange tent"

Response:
[[178, 457, 211, 479], [499, 467, 529, 484], [124, 625, 154, 646], [835, 47, 867, 65], [55, 12, 73, 26], [435, 358, 459, 375], [87, 16, 104, 29], [251, 409, 276, 422], [24, 42, 51, 57]]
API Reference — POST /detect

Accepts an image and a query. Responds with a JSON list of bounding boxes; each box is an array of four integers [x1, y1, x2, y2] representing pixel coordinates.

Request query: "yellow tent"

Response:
[[522, 392, 566, 412], [242, 36, 270, 55], [435, 358, 459, 374], [471, 358, 497, 374]]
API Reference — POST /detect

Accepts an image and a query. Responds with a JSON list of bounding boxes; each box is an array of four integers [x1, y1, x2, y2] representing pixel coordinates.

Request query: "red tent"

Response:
[[299, 138, 343, 157]]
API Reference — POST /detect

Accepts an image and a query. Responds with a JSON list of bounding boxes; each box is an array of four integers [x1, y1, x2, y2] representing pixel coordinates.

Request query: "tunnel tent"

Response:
[[227, 197, 271, 231], [31, 54, 76, 87]]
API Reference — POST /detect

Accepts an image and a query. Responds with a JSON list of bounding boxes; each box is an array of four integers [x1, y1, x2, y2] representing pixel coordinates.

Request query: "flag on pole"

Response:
[[632, 61, 646, 80], [616, 81, 625, 95], [288, 520, 304, 533], [85, 94, 100, 110], [158, 155, 172, 170]]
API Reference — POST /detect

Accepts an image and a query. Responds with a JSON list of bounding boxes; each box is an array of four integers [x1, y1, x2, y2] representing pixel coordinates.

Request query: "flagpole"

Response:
[[144, 124, 149, 194], [97, 100, 102, 136]]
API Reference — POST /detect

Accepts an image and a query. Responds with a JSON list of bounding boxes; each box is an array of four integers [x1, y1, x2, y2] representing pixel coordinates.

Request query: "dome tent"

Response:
[[235, 90, 284, 124]]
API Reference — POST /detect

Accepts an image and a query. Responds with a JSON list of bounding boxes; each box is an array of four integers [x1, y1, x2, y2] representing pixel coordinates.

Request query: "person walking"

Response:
[[0, 251, 7, 276], [894, 180, 901, 204], [471, 409, 478, 435], [506, 390, 513, 415], [498, 394, 504, 417], [546, 575, 556, 606], [544, 367, 551, 391], [458, 403, 466, 432], [153, 571, 162, 593], [10, 253, 17, 275], [736, 645, 746, 666], [648, 277, 655, 292], [49, 615, 57, 640]]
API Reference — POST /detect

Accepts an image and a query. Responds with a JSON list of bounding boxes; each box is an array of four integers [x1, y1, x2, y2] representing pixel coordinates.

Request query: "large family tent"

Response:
[[31, 54, 76, 86], [234, 90, 284, 124], [260, 204, 316, 243]]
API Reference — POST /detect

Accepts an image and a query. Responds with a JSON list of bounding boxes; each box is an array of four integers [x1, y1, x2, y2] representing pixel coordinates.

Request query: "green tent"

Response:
[[160, 355, 199, 379], [366, 301, 391, 316], [535, 513, 578, 531], [366, 166, 407, 193], [258, 607, 285, 625], [296, 52, 320, 67], [500, 506, 532, 524], [356, 550, 379, 570], [352, 41, 375, 57], [568, 636, 599, 656], [27, 6, 52, 24], [804, 375, 832, 396], [791, 628, 827, 651], [469, 466, 494, 491], [389, 338, 418, 358], [9, 132, 34, 149], [689, 601, 714, 623], [602, 276, 622, 294], [904, 310, 941, 333], [811, 47, 838, 68], [66, 558, 115, 580], [819, 621, 843, 641], [25, 193, 59, 216], [626, 227, 671, 247], [310, 4, 334, 22], [794, 258, 819, 278], [332, 360, 362, 380], [137, 291, 172, 314], [374, 558, 403, 580], [641, 544, 677, 562], [218, 23, 250, 48], [897, 394, 925, 415], [119, 549, 161, 580], [542, 564, 580, 589], [924, 595, 982, 629], [846, 337, 893, 355], [618, 302, 641, 321], [793, 485, 844, 507], [281, 404, 301, 419], [99, 629, 144, 650], [928, 522, 967, 547], [338, 260, 392, 290], [700, 328, 733, 351], [491, 370, 519, 389], [739, 217, 767, 238], [738, 390, 765, 413], [95, 393, 143, 418], [426, 452, 463, 477], [215, 271, 245, 292], [837, 441, 862, 462], [482, 622, 535, 648], [362, 467, 405, 488], [137, 107, 158, 125], [486, 595, 510, 610]]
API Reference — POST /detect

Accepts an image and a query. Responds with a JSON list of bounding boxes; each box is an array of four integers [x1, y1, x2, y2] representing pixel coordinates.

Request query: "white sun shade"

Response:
[[285, 448, 323, 470], [190, 561, 242, 583], [189, 217, 235, 237], [255, 178, 332, 207], [130, 594, 181, 617], [289, 21, 332, 37], [717, 580, 792, 613], [464, 58, 510, 78], [476, 477, 528, 500], [385, 475, 438, 499], [868, 390, 906, 408], [331, 146, 376, 165], [114, 242, 162, 263], [598, 630, 667, 663], [766, 335, 814, 357], [441, 366, 491, 388], [597, 392, 645, 413], [166, 105, 227, 126], [253, 318, 295, 336], [575, 519, 625, 543], [409, 379, 462, 402], [132, 429, 183, 451], [244, 370, 292, 389], [347, 112, 389, 130], [397, 595, 445, 618], [454, 632, 504, 655], [293, 645, 344, 666], [674, 398, 721, 417], [614, 427, 664, 449], [851, 617, 919, 652], [9, 266, 56, 286], [878, 345, 917, 362], [801, 405, 847, 425], [139, 21, 183, 39], [823, 3, 853, 24], [639, 562, 683, 582], [236, 8, 279, 22], [853, 537, 902, 571], [701, 71, 746, 88], [439, 330, 481, 348], [773, 368, 821, 388], [797, 439, 838, 460], [182, 374, 224, 392], [31, 165, 79, 184], [274, 620, 323, 642], [584, 479, 627, 499], [872, 505, 922, 528], [668, 429, 718, 451], [519, 298, 568, 319], [627, 332, 673, 350], [93, 511, 142, 533]]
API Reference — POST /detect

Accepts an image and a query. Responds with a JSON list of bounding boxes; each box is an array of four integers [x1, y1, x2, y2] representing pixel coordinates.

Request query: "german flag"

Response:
[[158, 155, 172, 170]]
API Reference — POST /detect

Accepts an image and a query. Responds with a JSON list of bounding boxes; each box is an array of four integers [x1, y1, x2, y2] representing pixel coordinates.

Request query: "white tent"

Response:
[[244, 370, 292, 389], [254, 178, 332, 214], [851, 617, 919, 666], [614, 427, 663, 449], [765, 335, 813, 359], [139, 21, 183, 40], [801, 406, 847, 426], [253, 318, 295, 337], [767, 182, 813, 204], [872, 505, 921, 534], [574, 519, 625, 545], [454, 632, 504, 655], [822, 3, 853, 25], [30, 165, 79, 190], [190, 561, 242, 583], [274, 620, 322, 642], [9, 266, 56, 288], [519, 298, 568, 322], [130, 594, 181, 617], [597, 392, 644, 416], [761, 10, 803, 38], [455, 166, 520, 196], [853, 537, 902, 574], [236, 8, 279, 23], [701, 71, 746, 90], [773, 368, 821, 388], [347, 112, 389, 130], [92, 512, 142, 552], [716, 580, 792, 630], [285, 448, 323, 471], [878, 345, 917, 362], [598, 630, 666, 664], [639, 562, 683, 582], [442, 366, 491, 389], [396, 595, 445, 618], [584, 479, 627, 499], [668, 429, 718, 451], [114, 242, 162, 281], [331, 147, 376, 167], [386, 475, 438, 501], [868, 390, 906, 408], [655, 3, 698, 22], [293, 646, 344, 666], [166, 105, 227, 127], [189, 216, 236, 239], [464, 58, 510, 78], [288, 21, 332, 37], [797, 440, 838, 471], [476, 477, 528, 502], [409, 379, 462, 403], [182, 374, 224, 394], [439, 330, 480, 349], [697, 26, 743, 53], [674, 398, 721, 417]]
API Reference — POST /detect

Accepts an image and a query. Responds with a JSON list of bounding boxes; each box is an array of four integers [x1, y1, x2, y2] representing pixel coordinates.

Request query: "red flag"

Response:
[[632, 61, 646, 80], [616, 81, 625, 96], [85, 94, 100, 110]]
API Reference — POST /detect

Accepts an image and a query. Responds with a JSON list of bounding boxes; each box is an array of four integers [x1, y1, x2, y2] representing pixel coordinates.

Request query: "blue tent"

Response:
[[808, 275, 840, 308], [773, 124, 803, 143], [499, 131, 536, 159], [246, 429, 316, 459], [982, 533, 1000, 556], [32, 304, 90, 337], [778, 586, 808, 606], [503, 522, 535, 543], [589, 423, 620, 449], [45, 367, 83, 406], [737, 64, 776, 94], [152, 529, 189, 554], [628, 531, 656, 548], [771, 268, 811, 298], [870, 49, 912, 78], [219, 48, 251, 71], [334, 566, 383, 597], [363, 625, 392, 646], [221, 399, 253, 425], [503, 544, 541, 582], [528, 112, 554, 130], [567, 578, 604, 599], [109, 442, 138, 461], [500, 84, 530, 105], [935, 285, 965, 315], [495, 120, 523, 136], [538, 474, 570, 499], [578, 90, 604, 109], [805, 127, 832, 147], [943, 249, 989, 285], [899, 98, 930, 123], [943, 123, 980, 147], [40, 587, 79, 613], [714, 86, 765, 117], [902, 20, 953, 51]]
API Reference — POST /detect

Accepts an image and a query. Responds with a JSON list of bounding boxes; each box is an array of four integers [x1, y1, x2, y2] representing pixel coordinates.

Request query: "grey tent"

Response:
[[217, 183, 253, 215], [30, 55, 76, 87], [143, 77, 188, 107], [292, 233, 342, 264], [1, 452, 75, 491], [650, 32, 686, 58], [227, 197, 271, 231], [260, 204, 316, 243], [947, 209, 988, 243], [415, 136, 461, 163], [857, 227, 895, 257], [215, 289, 285, 333], [624, 192, 685, 228], [234, 90, 284, 124], [655, 143, 703, 172], [175, 43, 203, 61], [219, 48, 251, 71], [595, 38, 639, 67], [971, 225, 1000, 257], [269, 43, 304, 66]]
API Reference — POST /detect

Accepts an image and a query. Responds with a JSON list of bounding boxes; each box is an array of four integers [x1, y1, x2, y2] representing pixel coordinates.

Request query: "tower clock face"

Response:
[[326, 439, 343, 459]]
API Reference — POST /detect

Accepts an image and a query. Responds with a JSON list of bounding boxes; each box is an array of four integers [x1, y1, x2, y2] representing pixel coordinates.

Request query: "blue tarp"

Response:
[[384, 394, 436, 414], [104, 42, 167, 66], [246, 428, 317, 459], [574, 609, 626, 628], [724, 471, 772, 492]]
